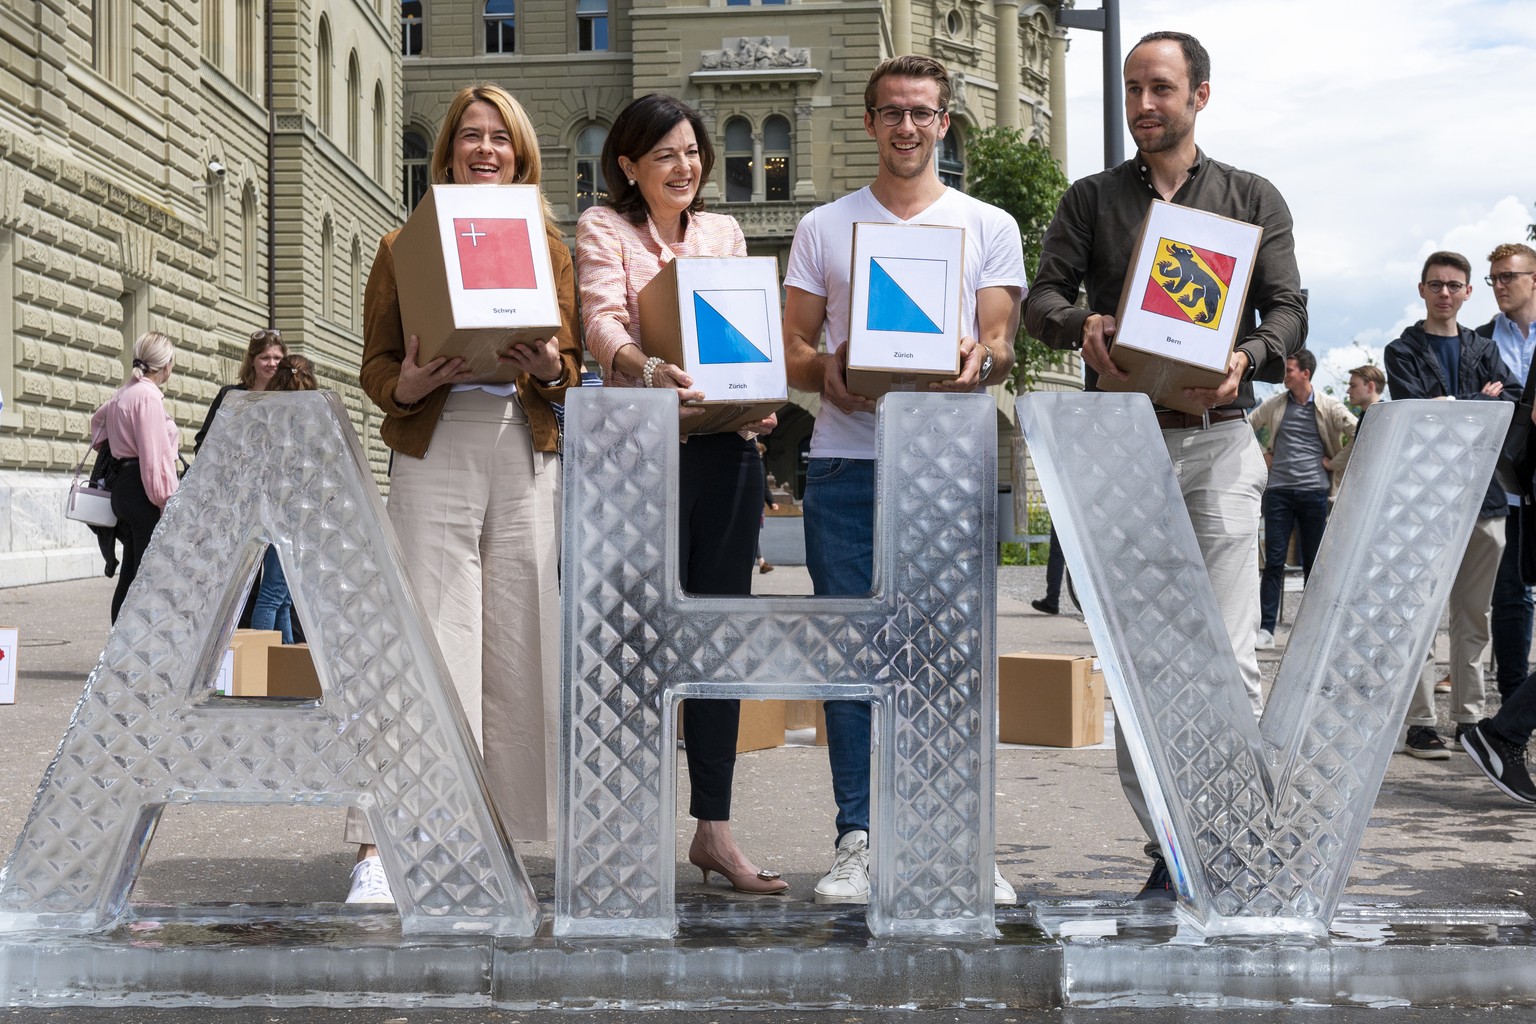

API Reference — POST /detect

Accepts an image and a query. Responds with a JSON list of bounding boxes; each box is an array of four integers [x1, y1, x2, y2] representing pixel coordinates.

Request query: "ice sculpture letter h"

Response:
[[556, 389, 998, 940], [1018, 392, 1509, 936]]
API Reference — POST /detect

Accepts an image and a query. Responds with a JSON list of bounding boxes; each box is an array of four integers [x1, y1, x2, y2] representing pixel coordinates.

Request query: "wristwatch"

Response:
[[978, 350, 995, 384]]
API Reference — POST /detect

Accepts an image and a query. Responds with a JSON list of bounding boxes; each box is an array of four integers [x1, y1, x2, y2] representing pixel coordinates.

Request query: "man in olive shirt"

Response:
[[1022, 30, 1307, 899]]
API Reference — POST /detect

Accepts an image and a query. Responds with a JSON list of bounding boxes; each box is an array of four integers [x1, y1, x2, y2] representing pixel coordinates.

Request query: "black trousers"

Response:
[[109, 461, 162, 622], [678, 432, 764, 821]]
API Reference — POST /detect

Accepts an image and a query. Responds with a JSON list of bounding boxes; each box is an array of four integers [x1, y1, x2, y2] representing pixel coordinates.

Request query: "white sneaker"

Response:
[[814, 829, 870, 904], [346, 854, 395, 904], [1254, 629, 1275, 650], [994, 865, 1017, 905]]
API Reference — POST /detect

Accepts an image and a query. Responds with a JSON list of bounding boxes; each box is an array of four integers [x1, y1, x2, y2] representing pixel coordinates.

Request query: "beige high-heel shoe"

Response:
[[688, 836, 789, 895]]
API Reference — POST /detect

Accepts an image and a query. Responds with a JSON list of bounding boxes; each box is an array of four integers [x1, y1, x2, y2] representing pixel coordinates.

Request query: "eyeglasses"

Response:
[[1486, 271, 1535, 287], [868, 105, 945, 127], [250, 328, 282, 342], [1422, 280, 1467, 294]]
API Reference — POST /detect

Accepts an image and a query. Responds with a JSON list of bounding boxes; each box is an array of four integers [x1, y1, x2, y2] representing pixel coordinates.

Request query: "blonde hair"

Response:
[[1488, 243, 1536, 265], [129, 331, 174, 383], [431, 83, 557, 231]]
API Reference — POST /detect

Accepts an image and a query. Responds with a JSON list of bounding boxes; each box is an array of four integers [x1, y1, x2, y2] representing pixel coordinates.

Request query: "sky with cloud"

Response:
[[1059, 0, 1534, 394]]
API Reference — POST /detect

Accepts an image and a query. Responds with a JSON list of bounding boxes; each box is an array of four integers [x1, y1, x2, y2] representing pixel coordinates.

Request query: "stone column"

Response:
[[994, 0, 1021, 130], [752, 130, 765, 202], [890, 0, 912, 56], [1049, 30, 1069, 169], [793, 101, 814, 200]]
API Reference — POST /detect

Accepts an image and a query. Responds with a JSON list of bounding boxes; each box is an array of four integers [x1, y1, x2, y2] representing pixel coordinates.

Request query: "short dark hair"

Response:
[[1288, 349, 1317, 377], [601, 94, 715, 226], [1421, 250, 1472, 283], [1128, 31, 1210, 91], [864, 54, 952, 112]]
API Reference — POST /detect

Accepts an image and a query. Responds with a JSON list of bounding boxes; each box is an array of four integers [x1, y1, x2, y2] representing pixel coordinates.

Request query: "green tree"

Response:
[[964, 126, 1070, 392]]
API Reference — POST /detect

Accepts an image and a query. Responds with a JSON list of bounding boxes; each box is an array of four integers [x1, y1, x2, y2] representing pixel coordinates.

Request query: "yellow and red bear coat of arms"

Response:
[[1141, 238, 1236, 330]]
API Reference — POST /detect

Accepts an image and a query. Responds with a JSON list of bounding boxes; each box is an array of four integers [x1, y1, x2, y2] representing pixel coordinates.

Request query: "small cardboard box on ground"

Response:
[[845, 222, 964, 399], [226, 629, 283, 696], [265, 644, 324, 698], [1098, 199, 1263, 415], [393, 183, 563, 384], [678, 700, 787, 754], [638, 256, 787, 434], [998, 652, 1105, 747]]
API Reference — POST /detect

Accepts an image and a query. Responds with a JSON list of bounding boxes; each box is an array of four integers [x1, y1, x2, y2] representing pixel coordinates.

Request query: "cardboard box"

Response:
[[1099, 200, 1264, 415], [0, 626, 17, 704], [678, 699, 787, 754], [638, 257, 787, 434], [228, 629, 283, 696], [783, 699, 820, 731], [845, 222, 964, 399], [393, 183, 563, 384], [998, 652, 1105, 747], [265, 644, 324, 699]]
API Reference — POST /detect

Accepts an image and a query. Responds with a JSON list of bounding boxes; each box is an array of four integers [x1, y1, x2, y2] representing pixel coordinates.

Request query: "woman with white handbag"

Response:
[[89, 331, 180, 622]]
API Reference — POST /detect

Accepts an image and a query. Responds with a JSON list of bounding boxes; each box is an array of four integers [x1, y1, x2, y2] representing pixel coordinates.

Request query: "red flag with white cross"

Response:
[[454, 218, 537, 290]]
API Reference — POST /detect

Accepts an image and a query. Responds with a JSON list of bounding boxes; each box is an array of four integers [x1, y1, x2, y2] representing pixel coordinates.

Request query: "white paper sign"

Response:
[[213, 648, 234, 696], [0, 627, 17, 704], [428, 184, 561, 329], [847, 222, 964, 373]]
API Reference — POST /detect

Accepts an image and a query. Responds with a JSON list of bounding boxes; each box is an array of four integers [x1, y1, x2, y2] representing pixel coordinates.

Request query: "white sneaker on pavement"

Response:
[[994, 865, 1017, 905], [346, 854, 395, 904], [1254, 628, 1275, 650], [814, 829, 870, 904]]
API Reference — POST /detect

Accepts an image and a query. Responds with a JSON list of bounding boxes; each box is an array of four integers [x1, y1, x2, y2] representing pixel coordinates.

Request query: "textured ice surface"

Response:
[[556, 389, 997, 939], [0, 391, 538, 937], [1018, 392, 1509, 935]]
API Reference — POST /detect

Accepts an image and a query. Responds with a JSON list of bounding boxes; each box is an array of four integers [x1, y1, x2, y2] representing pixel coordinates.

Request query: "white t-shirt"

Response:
[[784, 186, 1027, 459]]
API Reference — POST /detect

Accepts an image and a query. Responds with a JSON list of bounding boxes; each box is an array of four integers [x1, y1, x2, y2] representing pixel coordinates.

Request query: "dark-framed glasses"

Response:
[[1486, 271, 1536, 287], [1422, 280, 1466, 294], [868, 105, 945, 127]]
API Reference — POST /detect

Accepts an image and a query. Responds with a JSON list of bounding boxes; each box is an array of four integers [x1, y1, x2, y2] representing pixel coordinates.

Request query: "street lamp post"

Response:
[[1054, 0, 1123, 170]]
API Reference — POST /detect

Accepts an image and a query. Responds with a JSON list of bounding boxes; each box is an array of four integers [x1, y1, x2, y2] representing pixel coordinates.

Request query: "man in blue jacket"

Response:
[[1384, 250, 1522, 759]]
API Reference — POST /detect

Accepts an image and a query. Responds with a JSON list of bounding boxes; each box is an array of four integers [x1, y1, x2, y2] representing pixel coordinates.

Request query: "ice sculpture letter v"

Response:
[[556, 389, 998, 940], [1018, 392, 1508, 936], [0, 391, 538, 937]]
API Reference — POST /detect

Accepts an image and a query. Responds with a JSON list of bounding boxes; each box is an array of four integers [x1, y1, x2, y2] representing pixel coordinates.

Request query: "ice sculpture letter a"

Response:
[[556, 389, 997, 940], [0, 391, 538, 937], [1018, 392, 1509, 936]]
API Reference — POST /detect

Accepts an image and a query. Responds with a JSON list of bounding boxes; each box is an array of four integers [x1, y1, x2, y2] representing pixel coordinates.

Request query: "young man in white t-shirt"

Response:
[[782, 53, 1027, 906]]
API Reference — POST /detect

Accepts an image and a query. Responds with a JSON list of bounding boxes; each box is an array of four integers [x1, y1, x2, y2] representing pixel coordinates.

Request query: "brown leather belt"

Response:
[[1154, 408, 1248, 430]]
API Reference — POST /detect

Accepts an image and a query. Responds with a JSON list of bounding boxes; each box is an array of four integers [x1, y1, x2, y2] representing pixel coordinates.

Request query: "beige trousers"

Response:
[[347, 388, 562, 845], [1406, 515, 1503, 727]]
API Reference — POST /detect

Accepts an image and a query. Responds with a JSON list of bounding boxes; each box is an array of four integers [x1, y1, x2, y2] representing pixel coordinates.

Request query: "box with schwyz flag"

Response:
[[844, 222, 965, 399], [1099, 200, 1263, 415], [392, 184, 563, 384]]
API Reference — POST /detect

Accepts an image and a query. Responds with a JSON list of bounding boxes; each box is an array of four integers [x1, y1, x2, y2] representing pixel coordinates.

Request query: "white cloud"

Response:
[[1061, 1, 1535, 377]]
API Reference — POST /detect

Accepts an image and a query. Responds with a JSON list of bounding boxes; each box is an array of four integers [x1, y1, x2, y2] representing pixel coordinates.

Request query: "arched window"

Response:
[[484, 0, 514, 54], [577, 0, 608, 51], [321, 216, 335, 320], [236, 0, 256, 94], [346, 51, 361, 160], [203, 0, 223, 65], [763, 115, 791, 201], [723, 117, 752, 204], [938, 128, 964, 190], [401, 0, 423, 56], [350, 236, 363, 329], [316, 17, 332, 135], [575, 124, 607, 213], [402, 129, 430, 210], [373, 82, 386, 180], [241, 184, 259, 300]]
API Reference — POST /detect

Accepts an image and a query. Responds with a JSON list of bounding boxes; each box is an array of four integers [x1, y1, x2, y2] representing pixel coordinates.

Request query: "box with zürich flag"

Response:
[[392, 184, 563, 384], [638, 256, 788, 434], [1098, 200, 1263, 415]]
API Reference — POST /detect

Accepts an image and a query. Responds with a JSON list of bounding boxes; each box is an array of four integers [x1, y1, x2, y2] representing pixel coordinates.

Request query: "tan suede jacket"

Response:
[[359, 227, 582, 458]]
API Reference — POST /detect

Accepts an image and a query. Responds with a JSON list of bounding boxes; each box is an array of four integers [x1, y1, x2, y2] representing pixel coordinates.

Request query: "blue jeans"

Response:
[[1491, 505, 1533, 701], [803, 457, 875, 844], [249, 545, 293, 643], [1259, 487, 1329, 633]]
